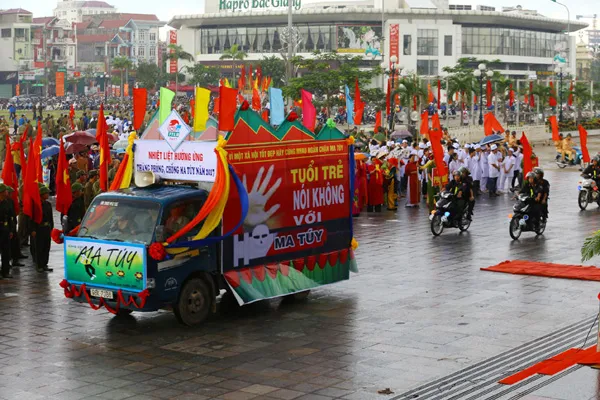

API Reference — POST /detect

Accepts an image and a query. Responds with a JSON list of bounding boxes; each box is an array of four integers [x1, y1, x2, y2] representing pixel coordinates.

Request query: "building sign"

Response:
[[389, 24, 399, 66], [219, 0, 301, 12], [0, 71, 18, 84], [64, 237, 147, 292], [134, 140, 218, 182], [336, 25, 382, 56], [169, 30, 177, 74]]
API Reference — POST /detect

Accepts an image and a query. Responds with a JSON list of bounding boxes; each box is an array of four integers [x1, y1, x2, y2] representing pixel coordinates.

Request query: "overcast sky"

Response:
[[14, 0, 599, 30]]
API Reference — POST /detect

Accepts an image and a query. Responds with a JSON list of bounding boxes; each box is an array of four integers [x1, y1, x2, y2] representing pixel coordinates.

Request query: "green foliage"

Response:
[[393, 75, 426, 108], [361, 88, 385, 111], [112, 56, 133, 71], [532, 82, 551, 118], [166, 72, 185, 84], [187, 64, 220, 87], [582, 230, 600, 262], [136, 62, 161, 89], [258, 56, 286, 87], [167, 44, 193, 62], [219, 44, 247, 61], [282, 52, 382, 112]]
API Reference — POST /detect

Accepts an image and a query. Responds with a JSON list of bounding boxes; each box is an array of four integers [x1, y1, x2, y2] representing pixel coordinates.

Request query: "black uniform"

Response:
[[30, 200, 53, 271], [520, 182, 543, 222], [67, 196, 85, 232], [463, 175, 475, 218], [6, 199, 21, 266], [538, 178, 550, 219], [0, 198, 12, 277], [445, 179, 467, 219], [583, 165, 600, 186]]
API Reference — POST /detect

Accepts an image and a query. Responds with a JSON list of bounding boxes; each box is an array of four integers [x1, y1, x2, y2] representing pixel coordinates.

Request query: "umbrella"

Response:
[[374, 133, 386, 143], [354, 153, 368, 161], [86, 129, 97, 135], [391, 129, 412, 139], [64, 131, 96, 145], [479, 134, 504, 146], [112, 139, 128, 150], [42, 137, 59, 148], [107, 132, 118, 143], [41, 145, 60, 160], [65, 142, 88, 155]]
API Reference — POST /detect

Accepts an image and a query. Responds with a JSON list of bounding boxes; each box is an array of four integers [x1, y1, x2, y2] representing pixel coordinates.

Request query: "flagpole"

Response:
[[287, 0, 293, 108]]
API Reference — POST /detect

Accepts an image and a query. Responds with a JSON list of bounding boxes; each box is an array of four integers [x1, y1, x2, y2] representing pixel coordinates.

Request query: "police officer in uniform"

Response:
[[67, 183, 86, 232], [582, 156, 600, 187], [30, 186, 53, 273], [0, 184, 14, 278], [5, 186, 24, 268]]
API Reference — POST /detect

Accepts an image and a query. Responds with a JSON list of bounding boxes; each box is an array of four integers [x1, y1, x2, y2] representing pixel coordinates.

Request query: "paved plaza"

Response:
[[1, 148, 600, 400]]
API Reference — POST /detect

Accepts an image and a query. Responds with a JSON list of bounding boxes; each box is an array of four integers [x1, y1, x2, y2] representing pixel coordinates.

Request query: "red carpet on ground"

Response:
[[481, 260, 600, 282]]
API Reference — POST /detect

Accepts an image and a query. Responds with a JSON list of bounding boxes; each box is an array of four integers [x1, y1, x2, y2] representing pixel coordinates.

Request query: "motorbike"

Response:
[[509, 193, 546, 239], [577, 174, 600, 210], [429, 191, 471, 236], [556, 146, 583, 169]]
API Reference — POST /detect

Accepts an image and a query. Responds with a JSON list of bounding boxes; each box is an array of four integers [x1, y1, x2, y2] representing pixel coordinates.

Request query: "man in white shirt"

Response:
[[499, 148, 515, 193], [469, 146, 482, 195], [479, 145, 489, 193], [511, 147, 523, 191], [487, 144, 501, 196]]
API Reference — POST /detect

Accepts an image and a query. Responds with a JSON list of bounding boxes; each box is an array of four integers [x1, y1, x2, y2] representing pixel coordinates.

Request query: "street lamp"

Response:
[[473, 63, 494, 125], [555, 65, 566, 122]]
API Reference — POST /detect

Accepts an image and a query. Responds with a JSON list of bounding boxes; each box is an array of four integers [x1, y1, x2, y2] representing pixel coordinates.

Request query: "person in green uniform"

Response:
[[84, 170, 98, 209], [68, 158, 79, 184], [5, 187, 25, 268], [0, 184, 14, 278], [67, 183, 85, 232], [17, 183, 29, 248], [31, 186, 54, 273]]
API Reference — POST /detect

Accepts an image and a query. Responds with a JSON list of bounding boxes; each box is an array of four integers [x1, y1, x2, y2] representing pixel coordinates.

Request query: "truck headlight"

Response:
[[146, 278, 156, 289]]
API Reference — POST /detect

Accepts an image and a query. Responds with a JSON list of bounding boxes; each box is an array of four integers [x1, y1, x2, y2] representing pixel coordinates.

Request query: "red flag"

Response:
[[256, 65, 262, 87], [579, 125, 591, 163], [386, 79, 391, 116], [252, 88, 261, 111], [132, 88, 147, 131], [69, 104, 75, 129], [486, 79, 492, 108], [23, 122, 43, 224], [483, 113, 504, 136], [413, 95, 417, 111], [419, 110, 429, 135], [55, 137, 72, 215], [354, 79, 364, 126], [427, 83, 434, 103], [190, 97, 195, 118], [374, 110, 382, 133], [2, 135, 19, 214], [19, 124, 29, 144], [429, 129, 447, 178], [568, 81, 574, 107], [237, 92, 245, 104], [218, 86, 238, 131], [549, 115, 559, 141], [437, 80, 441, 110], [261, 109, 269, 123], [301, 89, 316, 132], [95, 104, 111, 192], [213, 97, 220, 114], [529, 82, 535, 107], [521, 133, 533, 177], [549, 81, 557, 107], [509, 84, 514, 107], [431, 113, 442, 133], [474, 94, 478, 104], [240, 64, 246, 89]]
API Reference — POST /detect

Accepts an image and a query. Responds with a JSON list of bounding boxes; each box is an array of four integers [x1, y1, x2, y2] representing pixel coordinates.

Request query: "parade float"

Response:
[[58, 101, 358, 326]]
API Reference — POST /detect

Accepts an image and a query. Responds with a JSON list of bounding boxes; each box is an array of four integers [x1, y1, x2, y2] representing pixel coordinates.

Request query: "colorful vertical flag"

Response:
[[374, 111, 382, 133], [429, 129, 447, 178], [520, 133, 533, 177], [23, 122, 43, 224], [55, 137, 72, 215], [427, 83, 434, 103], [95, 104, 111, 192], [431, 113, 442, 133], [419, 110, 429, 135], [386, 79, 391, 117], [69, 104, 75, 130], [300, 89, 316, 132], [353, 78, 364, 126], [549, 81, 557, 107], [193, 87, 211, 132], [240, 65, 246, 89], [344, 85, 354, 125], [132, 88, 147, 131], [549, 115, 559, 141], [486, 79, 492, 108], [509, 84, 514, 107], [568, 81, 574, 107], [483, 113, 504, 136], [269, 87, 285, 126], [218, 86, 238, 131], [1, 135, 19, 213], [437, 80, 441, 110], [529, 81, 535, 107], [159, 87, 175, 124], [252, 88, 261, 111], [579, 125, 591, 163]]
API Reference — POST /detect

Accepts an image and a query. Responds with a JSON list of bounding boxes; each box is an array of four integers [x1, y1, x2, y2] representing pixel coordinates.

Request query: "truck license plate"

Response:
[[90, 288, 113, 299]]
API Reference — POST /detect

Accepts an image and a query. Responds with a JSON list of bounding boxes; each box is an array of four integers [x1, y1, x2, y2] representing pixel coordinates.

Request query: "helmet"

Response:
[[526, 172, 536, 180], [593, 155, 600, 163], [533, 167, 544, 177], [452, 170, 461, 176], [458, 166, 470, 175]]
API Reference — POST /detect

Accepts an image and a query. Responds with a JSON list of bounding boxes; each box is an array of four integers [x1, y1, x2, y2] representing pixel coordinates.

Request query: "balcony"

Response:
[[47, 37, 75, 45]]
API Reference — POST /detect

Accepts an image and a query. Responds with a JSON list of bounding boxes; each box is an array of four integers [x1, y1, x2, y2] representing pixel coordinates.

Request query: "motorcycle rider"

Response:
[[561, 134, 577, 163], [519, 172, 542, 225], [534, 167, 550, 222], [582, 156, 600, 187], [445, 170, 467, 222], [459, 166, 475, 220]]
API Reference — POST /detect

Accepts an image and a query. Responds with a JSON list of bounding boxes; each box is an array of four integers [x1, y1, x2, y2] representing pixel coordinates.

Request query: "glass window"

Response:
[[417, 29, 438, 56], [161, 200, 205, 243], [416, 60, 438, 76], [150, 46, 155, 56], [149, 33, 156, 41], [138, 47, 145, 56], [444, 35, 452, 56], [403, 35, 411, 55], [78, 199, 161, 245], [139, 30, 146, 41], [1, 29, 10, 38]]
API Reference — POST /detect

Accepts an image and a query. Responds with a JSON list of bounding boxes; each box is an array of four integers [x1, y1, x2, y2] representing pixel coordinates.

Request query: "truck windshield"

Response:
[[78, 198, 160, 245]]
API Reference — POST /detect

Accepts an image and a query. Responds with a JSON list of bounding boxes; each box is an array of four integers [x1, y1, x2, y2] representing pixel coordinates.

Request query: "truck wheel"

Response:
[[115, 309, 133, 317], [284, 290, 311, 302], [174, 278, 211, 326]]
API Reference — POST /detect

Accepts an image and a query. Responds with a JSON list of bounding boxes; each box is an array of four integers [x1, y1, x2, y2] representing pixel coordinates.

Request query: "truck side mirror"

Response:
[[155, 225, 165, 242], [61, 215, 69, 231]]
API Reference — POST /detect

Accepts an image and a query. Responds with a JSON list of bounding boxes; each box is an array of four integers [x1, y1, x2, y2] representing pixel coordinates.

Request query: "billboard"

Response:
[[0, 71, 18, 85], [389, 23, 399, 65], [336, 25, 382, 55], [169, 31, 178, 74]]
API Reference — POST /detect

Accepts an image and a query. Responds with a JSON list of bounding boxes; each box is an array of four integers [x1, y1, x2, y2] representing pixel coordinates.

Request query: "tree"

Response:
[[167, 44, 194, 93], [83, 64, 97, 86], [187, 64, 220, 87], [491, 73, 512, 123], [258, 56, 286, 88], [393, 75, 426, 125], [136, 61, 161, 90], [582, 230, 600, 262], [112, 56, 133, 97], [572, 82, 591, 123], [531, 82, 551, 121], [219, 44, 247, 84]]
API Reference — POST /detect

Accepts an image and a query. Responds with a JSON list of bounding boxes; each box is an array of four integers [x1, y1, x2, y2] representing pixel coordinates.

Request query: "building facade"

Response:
[[53, 0, 117, 24], [168, 0, 586, 81], [32, 17, 77, 71], [0, 9, 34, 72]]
